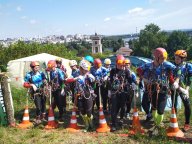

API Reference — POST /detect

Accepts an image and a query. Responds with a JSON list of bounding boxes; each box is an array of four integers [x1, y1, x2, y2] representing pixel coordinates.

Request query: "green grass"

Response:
[[0, 86, 191, 144]]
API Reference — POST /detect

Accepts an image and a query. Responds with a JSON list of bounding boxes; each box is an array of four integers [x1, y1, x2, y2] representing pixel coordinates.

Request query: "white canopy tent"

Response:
[[7, 53, 72, 87]]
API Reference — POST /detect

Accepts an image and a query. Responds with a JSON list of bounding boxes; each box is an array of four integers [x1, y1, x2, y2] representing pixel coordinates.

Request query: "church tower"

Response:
[[91, 33, 102, 54]]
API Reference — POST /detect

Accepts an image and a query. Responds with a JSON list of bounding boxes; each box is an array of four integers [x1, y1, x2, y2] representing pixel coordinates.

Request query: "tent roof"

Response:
[[10, 53, 68, 62]]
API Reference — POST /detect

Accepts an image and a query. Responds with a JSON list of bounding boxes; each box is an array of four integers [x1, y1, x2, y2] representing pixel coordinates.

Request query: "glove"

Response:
[[179, 87, 189, 98], [103, 76, 108, 81], [172, 81, 179, 90], [87, 74, 95, 82], [31, 84, 37, 92], [108, 90, 111, 98], [61, 88, 65, 96], [131, 83, 137, 90], [135, 92, 139, 98]]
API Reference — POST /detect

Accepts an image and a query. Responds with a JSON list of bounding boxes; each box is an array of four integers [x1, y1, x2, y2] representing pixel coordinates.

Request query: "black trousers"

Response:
[[52, 89, 65, 116], [171, 90, 191, 124], [101, 84, 109, 111], [34, 94, 46, 116], [142, 91, 151, 115], [151, 91, 167, 115], [126, 92, 134, 114], [111, 92, 126, 127], [79, 95, 93, 117]]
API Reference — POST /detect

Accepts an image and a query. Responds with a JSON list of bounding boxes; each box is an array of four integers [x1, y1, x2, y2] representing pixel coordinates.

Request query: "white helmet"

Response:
[[79, 60, 91, 71], [69, 60, 77, 66], [104, 58, 111, 65]]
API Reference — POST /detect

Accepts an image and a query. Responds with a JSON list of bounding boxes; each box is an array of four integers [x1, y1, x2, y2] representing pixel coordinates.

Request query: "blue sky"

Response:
[[0, 0, 192, 39]]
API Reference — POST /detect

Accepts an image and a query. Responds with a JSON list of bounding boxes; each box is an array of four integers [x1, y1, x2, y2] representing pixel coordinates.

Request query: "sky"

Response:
[[0, 0, 192, 39]]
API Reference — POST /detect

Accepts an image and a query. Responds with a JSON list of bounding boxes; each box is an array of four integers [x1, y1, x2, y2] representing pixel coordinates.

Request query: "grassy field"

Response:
[[0, 87, 191, 144]]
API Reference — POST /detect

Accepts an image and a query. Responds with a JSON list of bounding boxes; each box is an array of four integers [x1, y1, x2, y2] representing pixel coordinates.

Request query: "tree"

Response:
[[167, 31, 190, 60], [130, 23, 168, 58]]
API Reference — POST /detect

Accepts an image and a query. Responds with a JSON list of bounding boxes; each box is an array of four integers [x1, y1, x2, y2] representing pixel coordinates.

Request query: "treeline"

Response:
[[129, 24, 192, 61], [0, 42, 77, 71]]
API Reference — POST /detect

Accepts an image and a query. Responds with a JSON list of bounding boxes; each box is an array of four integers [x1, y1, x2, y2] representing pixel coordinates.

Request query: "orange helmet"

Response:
[[116, 55, 125, 65], [30, 61, 40, 68], [153, 47, 168, 60], [94, 58, 102, 68], [47, 60, 56, 69], [124, 58, 131, 64], [175, 50, 187, 58]]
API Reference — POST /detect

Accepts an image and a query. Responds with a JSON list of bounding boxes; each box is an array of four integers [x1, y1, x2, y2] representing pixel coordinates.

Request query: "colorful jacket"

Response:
[[24, 71, 46, 88]]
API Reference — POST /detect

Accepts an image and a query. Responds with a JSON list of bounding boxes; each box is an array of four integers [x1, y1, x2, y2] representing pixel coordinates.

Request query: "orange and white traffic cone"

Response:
[[66, 107, 80, 132], [18, 106, 33, 129], [129, 107, 144, 135], [45, 106, 58, 129], [166, 108, 184, 137], [96, 107, 110, 133]]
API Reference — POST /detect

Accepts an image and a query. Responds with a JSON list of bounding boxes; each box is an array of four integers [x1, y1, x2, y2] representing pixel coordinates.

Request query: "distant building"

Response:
[[91, 33, 102, 54], [116, 44, 133, 56]]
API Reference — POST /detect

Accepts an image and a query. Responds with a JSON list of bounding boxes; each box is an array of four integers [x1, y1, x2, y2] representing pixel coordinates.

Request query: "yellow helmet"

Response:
[[124, 58, 131, 64], [55, 57, 62, 64], [104, 58, 111, 65], [175, 50, 187, 58]]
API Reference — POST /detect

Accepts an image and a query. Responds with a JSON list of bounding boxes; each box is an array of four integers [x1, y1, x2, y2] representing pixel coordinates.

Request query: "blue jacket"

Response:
[[50, 68, 65, 86], [139, 61, 176, 83], [24, 71, 46, 88], [90, 66, 108, 81]]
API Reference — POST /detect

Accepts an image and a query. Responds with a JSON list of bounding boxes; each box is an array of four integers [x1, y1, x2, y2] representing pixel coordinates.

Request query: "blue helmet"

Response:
[[84, 55, 94, 63]]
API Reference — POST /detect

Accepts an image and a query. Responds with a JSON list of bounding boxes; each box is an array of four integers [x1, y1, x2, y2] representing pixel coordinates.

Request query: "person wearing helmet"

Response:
[[84, 55, 94, 66], [102, 58, 112, 113], [23, 61, 47, 124], [171, 50, 192, 132], [69, 60, 80, 103], [108, 55, 127, 131], [123, 58, 138, 120], [104, 58, 111, 70], [90, 58, 109, 112], [55, 57, 68, 78], [47, 60, 66, 121], [65, 59, 95, 132], [136, 48, 176, 135]]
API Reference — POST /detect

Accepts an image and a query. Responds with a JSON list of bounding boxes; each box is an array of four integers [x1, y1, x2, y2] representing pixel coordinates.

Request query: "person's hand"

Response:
[[108, 90, 111, 98], [31, 84, 37, 91], [172, 81, 179, 90], [131, 83, 137, 90], [61, 88, 65, 96], [135, 92, 139, 98], [179, 87, 189, 99]]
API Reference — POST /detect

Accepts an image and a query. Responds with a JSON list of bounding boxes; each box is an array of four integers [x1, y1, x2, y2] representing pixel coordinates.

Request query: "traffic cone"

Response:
[[96, 107, 110, 133], [129, 107, 144, 135], [45, 106, 58, 129], [18, 106, 33, 129], [66, 107, 80, 132], [166, 108, 184, 137]]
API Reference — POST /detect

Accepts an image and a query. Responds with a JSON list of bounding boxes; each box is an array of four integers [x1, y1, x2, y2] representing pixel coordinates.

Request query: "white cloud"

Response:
[[128, 7, 143, 14], [16, 6, 22, 12], [104, 17, 111, 22], [30, 19, 37, 24], [128, 7, 155, 17], [84, 24, 89, 27], [20, 16, 27, 20]]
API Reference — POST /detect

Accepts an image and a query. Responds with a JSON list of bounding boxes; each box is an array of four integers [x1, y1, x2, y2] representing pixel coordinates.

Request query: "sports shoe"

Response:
[[126, 113, 131, 120], [111, 126, 117, 132], [144, 116, 152, 123], [183, 124, 190, 132]]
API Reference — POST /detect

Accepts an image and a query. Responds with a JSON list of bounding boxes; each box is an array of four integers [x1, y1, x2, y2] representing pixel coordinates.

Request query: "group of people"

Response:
[[23, 47, 192, 133]]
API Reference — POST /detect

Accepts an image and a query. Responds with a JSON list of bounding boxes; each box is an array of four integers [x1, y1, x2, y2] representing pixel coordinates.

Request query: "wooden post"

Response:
[[0, 73, 15, 127]]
